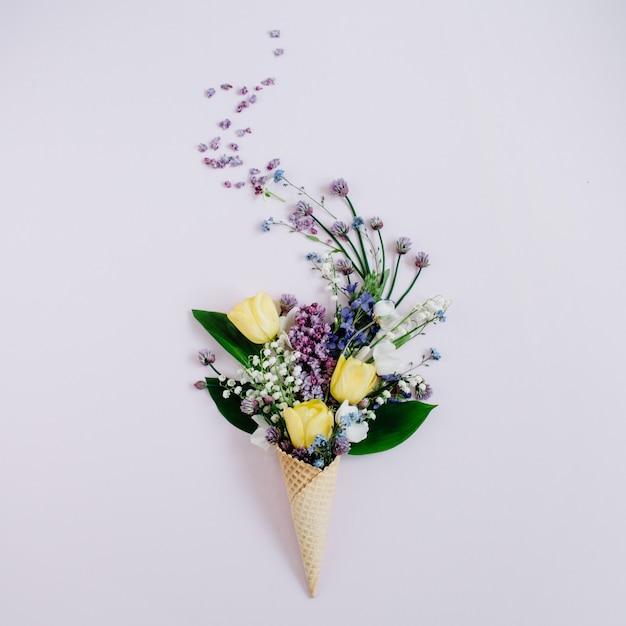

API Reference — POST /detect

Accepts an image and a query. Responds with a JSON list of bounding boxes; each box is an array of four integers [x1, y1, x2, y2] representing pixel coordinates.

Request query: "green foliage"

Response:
[[349, 401, 436, 455], [192, 310, 261, 366], [205, 378, 256, 434]]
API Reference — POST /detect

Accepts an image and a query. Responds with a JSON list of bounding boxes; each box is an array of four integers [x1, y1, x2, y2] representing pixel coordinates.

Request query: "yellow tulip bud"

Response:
[[227, 291, 280, 344], [283, 399, 334, 449], [330, 355, 377, 405]]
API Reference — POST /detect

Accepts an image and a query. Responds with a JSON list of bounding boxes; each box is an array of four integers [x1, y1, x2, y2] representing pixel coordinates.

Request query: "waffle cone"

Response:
[[276, 448, 340, 597]]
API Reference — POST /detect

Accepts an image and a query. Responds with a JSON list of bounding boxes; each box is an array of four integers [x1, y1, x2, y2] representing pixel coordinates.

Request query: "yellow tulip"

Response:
[[283, 399, 334, 448], [330, 355, 377, 404], [227, 291, 280, 344]]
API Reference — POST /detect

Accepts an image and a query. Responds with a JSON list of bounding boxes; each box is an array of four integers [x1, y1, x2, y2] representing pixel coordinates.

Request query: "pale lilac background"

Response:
[[1, 1, 626, 624]]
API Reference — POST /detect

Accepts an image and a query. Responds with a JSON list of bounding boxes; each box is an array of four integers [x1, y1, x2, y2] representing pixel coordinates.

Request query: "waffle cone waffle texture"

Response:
[[276, 448, 340, 597]]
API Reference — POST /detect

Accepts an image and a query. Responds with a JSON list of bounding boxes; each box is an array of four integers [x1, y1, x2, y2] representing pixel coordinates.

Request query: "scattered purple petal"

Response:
[[269, 29, 280, 38], [273, 48, 284, 56], [267, 158, 280, 171], [229, 143, 239, 151], [197, 143, 208, 153], [229, 155, 243, 167], [261, 77, 276, 86], [236, 101, 249, 113], [239, 86, 248, 95], [209, 137, 220, 150], [249, 168, 260, 175], [220, 83, 233, 90], [249, 94, 257, 104], [218, 119, 231, 130], [254, 85, 263, 91], [235, 181, 245, 189], [205, 88, 216, 98], [224, 181, 232, 188]]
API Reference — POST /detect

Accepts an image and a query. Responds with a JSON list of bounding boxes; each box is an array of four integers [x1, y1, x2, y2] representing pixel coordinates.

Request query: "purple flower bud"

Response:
[[267, 158, 280, 171], [194, 380, 207, 390], [332, 436, 351, 455], [369, 217, 384, 230], [330, 178, 349, 197], [265, 426, 281, 445], [396, 237, 412, 255], [240, 398, 260, 415], [336, 258, 355, 275], [414, 251, 430, 268]]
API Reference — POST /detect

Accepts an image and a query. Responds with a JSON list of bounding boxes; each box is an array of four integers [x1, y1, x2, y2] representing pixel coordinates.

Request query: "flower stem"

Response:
[[385, 255, 401, 300], [395, 268, 422, 307], [345, 195, 370, 275]]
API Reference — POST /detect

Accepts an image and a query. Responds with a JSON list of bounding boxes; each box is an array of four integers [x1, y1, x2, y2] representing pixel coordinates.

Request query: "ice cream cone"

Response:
[[276, 448, 340, 597]]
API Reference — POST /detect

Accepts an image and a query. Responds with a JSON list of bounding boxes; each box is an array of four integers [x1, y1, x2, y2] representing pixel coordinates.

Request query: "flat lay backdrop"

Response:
[[1, 1, 625, 625]]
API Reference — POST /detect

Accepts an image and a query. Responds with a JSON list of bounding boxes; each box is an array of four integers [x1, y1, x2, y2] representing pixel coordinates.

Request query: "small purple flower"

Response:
[[254, 185, 264, 195], [220, 83, 233, 91], [261, 77, 276, 86], [229, 155, 243, 167], [229, 143, 239, 151], [235, 181, 245, 189], [273, 169, 284, 183], [274, 48, 284, 56], [330, 220, 350, 238], [249, 168, 260, 175], [396, 237, 412, 255], [209, 137, 220, 150], [291, 447, 310, 462], [197, 143, 208, 153], [198, 350, 216, 366], [239, 86, 248, 95], [295, 200, 313, 216], [254, 85, 263, 91], [224, 181, 232, 188], [236, 101, 249, 113], [330, 178, 349, 197], [261, 217, 274, 231], [336, 258, 354, 275], [194, 380, 207, 390], [414, 383, 433, 401], [267, 158, 280, 171], [279, 293, 298, 314], [205, 88, 216, 98], [218, 119, 231, 130], [415, 251, 430, 268], [370, 217, 384, 230], [269, 29, 280, 38], [333, 436, 351, 455], [240, 398, 259, 415], [265, 426, 281, 445]]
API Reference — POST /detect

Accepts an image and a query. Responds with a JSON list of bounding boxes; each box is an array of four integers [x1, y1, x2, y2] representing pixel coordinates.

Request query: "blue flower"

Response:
[[273, 169, 284, 183], [436, 310, 446, 322], [352, 216, 364, 229], [261, 217, 274, 232], [431, 348, 441, 360]]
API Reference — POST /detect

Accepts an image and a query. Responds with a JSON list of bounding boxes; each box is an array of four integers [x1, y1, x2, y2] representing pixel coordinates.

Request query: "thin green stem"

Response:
[[385, 256, 401, 300], [279, 176, 337, 219], [345, 195, 370, 275], [395, 268, 422, 308]]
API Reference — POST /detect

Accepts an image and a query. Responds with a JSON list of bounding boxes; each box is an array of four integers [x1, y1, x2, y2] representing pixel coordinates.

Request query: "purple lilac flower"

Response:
[[289, 211, 314, 232], [239, 86, 248, 95], [279, 293, 298, 314], [288, 303, 335, 401], [229, 155, 243, 167], [240, 398, 259, 415], [261, 77, 276, 86], [269, 29, 280, 38], [370, 217, 384, 230], [194, 380, 207, 390], [267, 158, 280, 171], [254, 185, 264, 195], [197, 143, 208, 153], [219, 119, 231, 130], [396, 237, 412, 255], [336, 258, 354, 275], [291, 447, 310, 462], [224, 181, 232, 188], [209, 137, 220, 150], [279, 439, 293, 453], [274, 169, 284, 183], [265, 426, 281, 445], [274, 48, 284, 56], [330, 220, 350, 238], [415, 251, 430, 268], [236, 101, 249, 113], [261, 217, 274, 231], [330, 178, 349, 197], [205, 88, 216, 98], [235, 181, 245, 189], [332, 436, 351, 455], [250, 168, 260, 175], [229, 143, 239, 151], [220, 83, 233, 90]]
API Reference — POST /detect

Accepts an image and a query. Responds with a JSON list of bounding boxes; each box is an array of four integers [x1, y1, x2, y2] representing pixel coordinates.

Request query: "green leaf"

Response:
[[348, 401, 436, 455], [205, 377, 256, 434], [192, 310, 261, 366]]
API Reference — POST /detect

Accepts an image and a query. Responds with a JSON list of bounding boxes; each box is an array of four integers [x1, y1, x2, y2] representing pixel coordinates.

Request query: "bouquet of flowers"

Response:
[[193, 172, 450, 596]]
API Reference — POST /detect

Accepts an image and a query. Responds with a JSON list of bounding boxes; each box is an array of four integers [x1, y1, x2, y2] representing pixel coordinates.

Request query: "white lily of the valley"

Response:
[[335, 400, 369, 443], [250, 414, 271, 450], [372, 339, 404, 376], [373, 299, 402, 330]]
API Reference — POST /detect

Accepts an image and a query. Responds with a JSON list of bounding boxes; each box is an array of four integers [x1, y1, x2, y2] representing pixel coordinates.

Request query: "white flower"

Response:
[[372, 340, 404, 376], [250, 414, 271, 450], [334, 400, 369, 443], [373, 300, 402, 331]]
